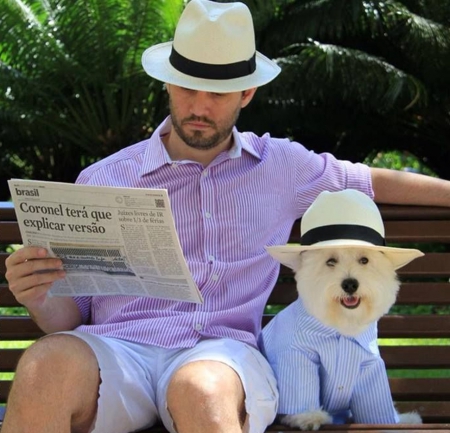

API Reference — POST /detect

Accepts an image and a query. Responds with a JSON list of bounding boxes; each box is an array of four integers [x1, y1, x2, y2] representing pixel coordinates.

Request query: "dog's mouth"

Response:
[[340, 296, 361, 309]]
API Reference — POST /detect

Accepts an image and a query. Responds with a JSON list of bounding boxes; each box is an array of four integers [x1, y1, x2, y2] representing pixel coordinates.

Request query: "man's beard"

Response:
[[170, 100, 241, 151]]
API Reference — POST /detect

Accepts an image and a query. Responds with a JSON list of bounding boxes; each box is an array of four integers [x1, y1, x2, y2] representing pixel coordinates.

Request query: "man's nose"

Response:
[[190, 91, 212, 115]]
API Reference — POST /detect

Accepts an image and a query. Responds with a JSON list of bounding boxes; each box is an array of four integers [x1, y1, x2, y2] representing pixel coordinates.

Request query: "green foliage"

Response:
[[0, 0, 184, 198], [364, 150, 436, 175], [241, 0, 450, 179], [2, 0, 450, 191]]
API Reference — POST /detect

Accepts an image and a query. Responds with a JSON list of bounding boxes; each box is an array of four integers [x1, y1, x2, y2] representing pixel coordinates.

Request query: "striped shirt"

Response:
[[73, 116, 373, 349], [260, 298, 399, 423]]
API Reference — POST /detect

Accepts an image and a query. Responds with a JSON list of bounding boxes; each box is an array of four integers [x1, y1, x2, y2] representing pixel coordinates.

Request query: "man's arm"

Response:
[[370, 167, 450, 206]]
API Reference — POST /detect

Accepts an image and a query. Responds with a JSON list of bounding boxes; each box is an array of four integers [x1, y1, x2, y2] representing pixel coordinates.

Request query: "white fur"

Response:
[[282, 410, 332, 431], [295, 248, 399, 336], [398, 412, 423, 424], [277, 248, 422, 429]]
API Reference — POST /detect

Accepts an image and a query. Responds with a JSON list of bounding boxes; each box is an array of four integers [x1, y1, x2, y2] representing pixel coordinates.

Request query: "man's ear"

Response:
[[241, 87, 257, 108]]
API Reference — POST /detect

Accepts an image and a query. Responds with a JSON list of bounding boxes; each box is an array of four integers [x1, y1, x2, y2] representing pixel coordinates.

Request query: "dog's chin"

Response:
[[318, 298, 373, 336]]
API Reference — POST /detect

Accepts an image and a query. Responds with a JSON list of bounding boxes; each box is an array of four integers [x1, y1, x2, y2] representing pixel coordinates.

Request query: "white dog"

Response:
[[260, 189, 424, 430]]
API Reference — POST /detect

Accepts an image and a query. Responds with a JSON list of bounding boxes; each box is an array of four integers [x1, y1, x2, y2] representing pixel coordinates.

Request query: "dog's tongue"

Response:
[[342, 296, 359, 307]]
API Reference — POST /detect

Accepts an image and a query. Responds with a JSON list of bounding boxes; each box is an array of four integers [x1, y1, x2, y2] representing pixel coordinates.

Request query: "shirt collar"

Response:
[[140, 116, 261, 176], [296, 298, 379, 355]]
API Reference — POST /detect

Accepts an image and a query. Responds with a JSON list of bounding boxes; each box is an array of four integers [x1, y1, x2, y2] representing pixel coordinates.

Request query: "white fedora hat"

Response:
[[266, 189, 424, 270], [141, 0, 281, 92]]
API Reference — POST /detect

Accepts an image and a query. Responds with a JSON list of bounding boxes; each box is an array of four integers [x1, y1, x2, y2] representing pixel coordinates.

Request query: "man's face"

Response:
[[167, 84, 255, 151]]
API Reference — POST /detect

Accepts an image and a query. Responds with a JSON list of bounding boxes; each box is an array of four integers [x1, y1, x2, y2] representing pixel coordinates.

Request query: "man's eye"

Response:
[[359, 257, 369, 265], [326, 258, 337, 267]]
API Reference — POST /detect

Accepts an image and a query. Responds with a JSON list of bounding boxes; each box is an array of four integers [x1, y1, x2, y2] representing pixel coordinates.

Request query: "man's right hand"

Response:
[[5, 246, 82, 332], [5, 246, 65, 310]]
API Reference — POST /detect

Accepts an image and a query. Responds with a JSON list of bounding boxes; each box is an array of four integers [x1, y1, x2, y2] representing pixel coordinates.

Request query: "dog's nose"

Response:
[[341, 278, 359, 294]]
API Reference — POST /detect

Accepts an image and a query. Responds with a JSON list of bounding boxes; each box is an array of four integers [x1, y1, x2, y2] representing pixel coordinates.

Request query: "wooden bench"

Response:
[[1, 201, 450, 432]]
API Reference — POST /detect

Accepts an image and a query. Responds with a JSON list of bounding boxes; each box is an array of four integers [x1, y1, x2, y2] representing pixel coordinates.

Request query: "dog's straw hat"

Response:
[[267, 189, 423, 270], [141, 0, 281, 92]]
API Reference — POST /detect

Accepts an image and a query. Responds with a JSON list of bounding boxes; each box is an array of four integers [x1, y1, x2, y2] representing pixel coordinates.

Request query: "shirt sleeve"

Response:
[[288, 142, 374, 217], [72, 296, 91, 324], [350, 357, 399, 423], [275, 347, 322, 415]]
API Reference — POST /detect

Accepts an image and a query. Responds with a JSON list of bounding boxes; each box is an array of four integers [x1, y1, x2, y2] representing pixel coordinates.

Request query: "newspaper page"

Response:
[[8, 179, 203, 303]]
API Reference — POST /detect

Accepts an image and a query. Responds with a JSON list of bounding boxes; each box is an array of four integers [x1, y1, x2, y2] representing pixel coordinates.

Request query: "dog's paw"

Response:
[[398, 411, 422, 424], [281, 410, 333, 431]]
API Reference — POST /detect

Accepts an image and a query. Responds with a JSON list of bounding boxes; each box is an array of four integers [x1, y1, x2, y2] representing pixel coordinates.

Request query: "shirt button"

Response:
[[202, 170, 208, 177], [194, 323, 203, 331], [205, 212, 211, 218], [208, 255, 215, 262], [211, 274, 219, 281]]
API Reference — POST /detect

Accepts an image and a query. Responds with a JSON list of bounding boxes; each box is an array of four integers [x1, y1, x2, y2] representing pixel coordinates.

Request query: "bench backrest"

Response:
[[1, 202, 450, 422]]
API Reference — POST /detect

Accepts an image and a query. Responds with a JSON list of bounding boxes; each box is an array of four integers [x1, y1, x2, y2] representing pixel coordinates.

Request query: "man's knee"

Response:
[[167, 360, 246, 422], [14, 334, 100, 390], [6, 334, 100, 432]]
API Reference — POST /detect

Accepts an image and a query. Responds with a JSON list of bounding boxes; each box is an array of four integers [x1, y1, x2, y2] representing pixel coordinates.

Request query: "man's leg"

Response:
[[2, 334, 100, 433], [167, 360, 248, 433], [162, 339, 278, 433]]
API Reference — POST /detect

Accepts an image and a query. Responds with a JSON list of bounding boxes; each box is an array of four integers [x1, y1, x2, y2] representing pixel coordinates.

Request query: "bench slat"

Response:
[[0, 317, 44, 340], [1, 345, 448, 372], [0, 288, 19, 307], [395, 402, 450, 424], [3, 315, 450, 340], [377, 205, 450, 221], [0, 381, 11, 403], [0, 349, 24, 372], [379, 346, 450, 369], [378, 315, 450, 338], [0, 222, 21, 245], [1, 420, 449, 432], [390, 378, 450, 400], [384, 221, 450, 242]]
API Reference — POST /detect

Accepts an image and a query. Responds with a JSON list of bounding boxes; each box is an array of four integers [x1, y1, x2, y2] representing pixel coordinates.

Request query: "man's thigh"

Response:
[[157, 339, 279, 433], [59, 331, 160, 433]]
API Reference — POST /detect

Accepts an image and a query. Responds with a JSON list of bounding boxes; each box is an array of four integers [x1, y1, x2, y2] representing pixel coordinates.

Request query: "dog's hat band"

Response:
[[301, 224, 386, 247], [169, 48, 257, 80]]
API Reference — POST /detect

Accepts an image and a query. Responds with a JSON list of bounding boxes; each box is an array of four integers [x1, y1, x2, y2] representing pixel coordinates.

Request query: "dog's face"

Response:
[[293, 248, 400, 336]]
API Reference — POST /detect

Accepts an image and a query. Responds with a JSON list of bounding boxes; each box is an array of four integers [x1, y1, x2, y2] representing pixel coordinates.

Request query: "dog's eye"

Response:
[[326, 258, 337, 267], [359, 257, 369, 265]]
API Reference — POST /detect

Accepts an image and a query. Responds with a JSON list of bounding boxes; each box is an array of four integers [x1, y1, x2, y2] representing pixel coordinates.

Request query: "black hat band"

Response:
[[169, 48, 256, 80], [301, 224, 386, 246]]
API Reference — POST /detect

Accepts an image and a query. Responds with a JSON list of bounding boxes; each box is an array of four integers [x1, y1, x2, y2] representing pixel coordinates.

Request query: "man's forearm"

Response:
[[28, 297, 83, 334], [370, 167, 450, 206]]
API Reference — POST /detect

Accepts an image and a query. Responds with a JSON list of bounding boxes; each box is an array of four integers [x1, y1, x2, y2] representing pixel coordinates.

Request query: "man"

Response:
[[3, 1, 450, 433]]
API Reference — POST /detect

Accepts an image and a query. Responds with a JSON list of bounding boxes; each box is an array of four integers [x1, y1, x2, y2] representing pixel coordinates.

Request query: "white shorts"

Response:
[[60, 331, 278, 433]]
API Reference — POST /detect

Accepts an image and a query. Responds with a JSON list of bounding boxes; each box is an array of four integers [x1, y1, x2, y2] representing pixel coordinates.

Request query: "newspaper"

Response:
[[8, 179, 203, 303]]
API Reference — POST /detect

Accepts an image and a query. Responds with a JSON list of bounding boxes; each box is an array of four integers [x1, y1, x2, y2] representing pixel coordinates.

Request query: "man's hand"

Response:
[[5, 246, 65, 311], [5, 246, 82, 333]]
